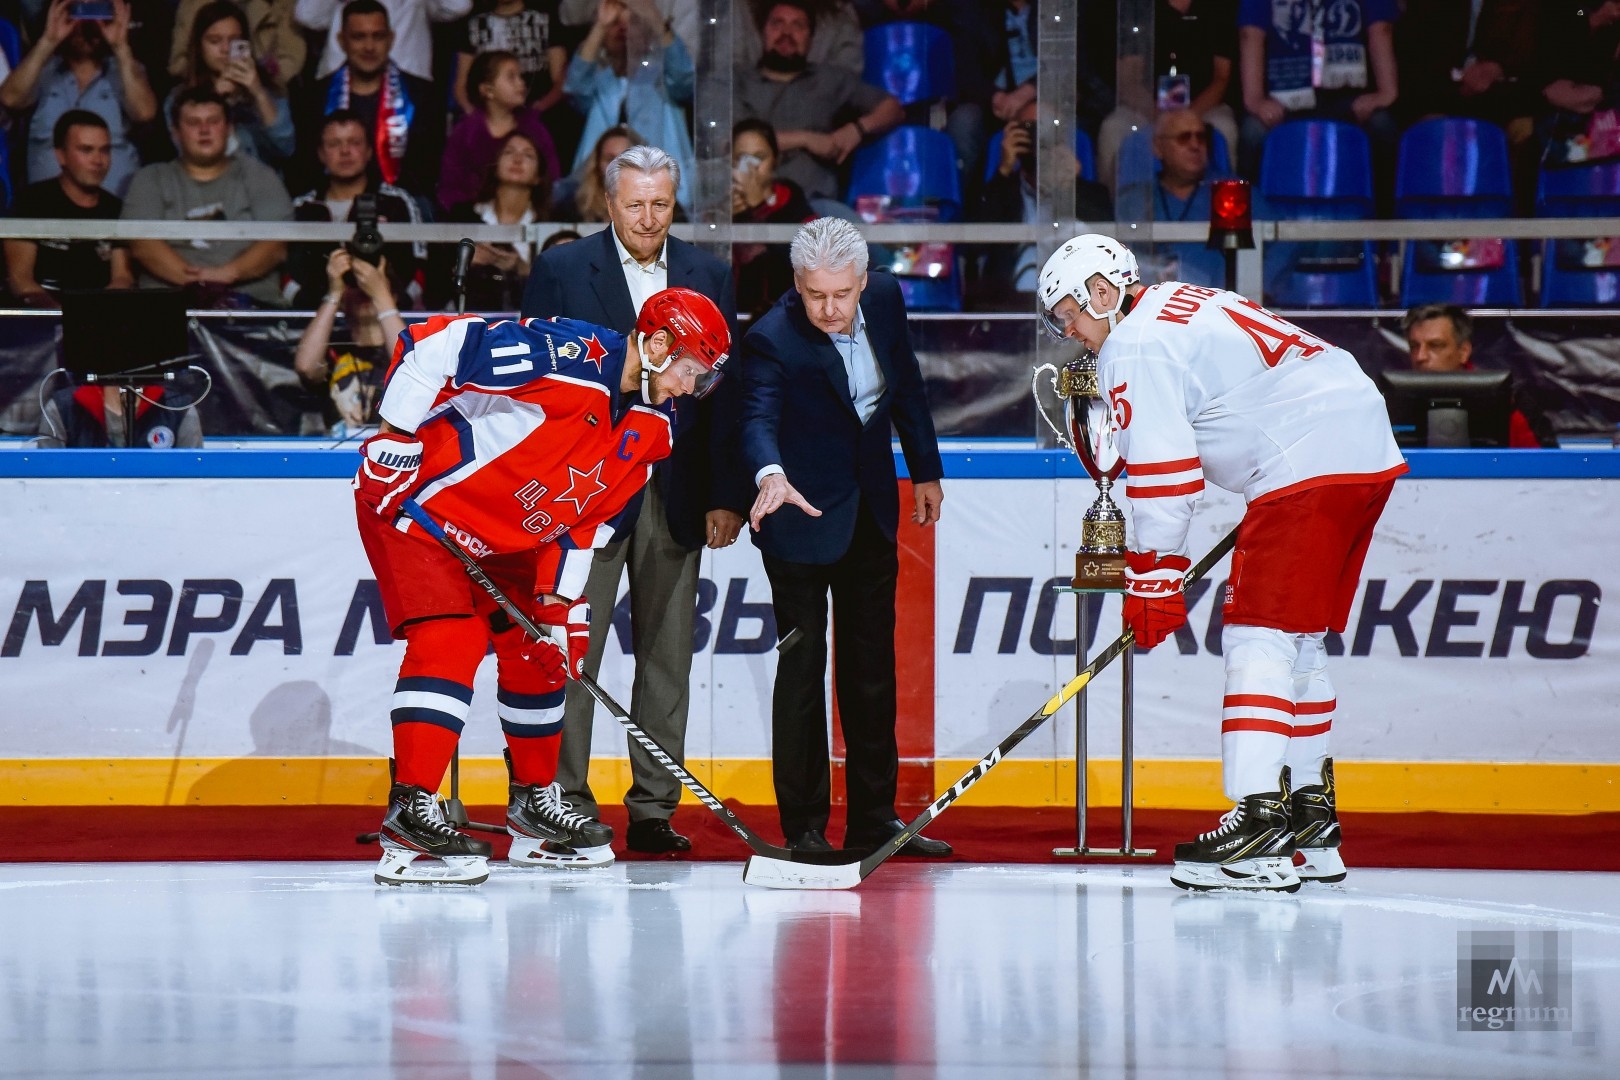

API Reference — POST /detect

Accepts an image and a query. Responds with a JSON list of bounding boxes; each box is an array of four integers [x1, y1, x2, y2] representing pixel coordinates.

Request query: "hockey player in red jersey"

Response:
[[353, 287, 730, 886], [1038, 235, 1406, 893]]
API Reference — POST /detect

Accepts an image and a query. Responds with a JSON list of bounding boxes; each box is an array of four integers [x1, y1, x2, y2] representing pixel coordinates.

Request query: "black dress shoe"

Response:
[[626, 818, 692, 854], [788, 828, 832, 852], [847, 818, 953, 858]]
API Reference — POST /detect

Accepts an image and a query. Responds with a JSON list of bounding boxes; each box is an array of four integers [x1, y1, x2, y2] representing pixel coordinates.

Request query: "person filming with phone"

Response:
[[0, 0, 157, 196], [165, 0, 296, 166], [731, 118, 814, 316]]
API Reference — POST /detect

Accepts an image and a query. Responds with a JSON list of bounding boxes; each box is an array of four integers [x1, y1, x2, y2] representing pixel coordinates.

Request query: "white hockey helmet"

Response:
[[1037, 233, 1140, 339]]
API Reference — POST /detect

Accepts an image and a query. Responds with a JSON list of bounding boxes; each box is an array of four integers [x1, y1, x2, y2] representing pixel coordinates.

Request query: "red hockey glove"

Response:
[[1122, 550, 1192, 649], [353, 432, 423, 516], [530, 597, 591, 680]]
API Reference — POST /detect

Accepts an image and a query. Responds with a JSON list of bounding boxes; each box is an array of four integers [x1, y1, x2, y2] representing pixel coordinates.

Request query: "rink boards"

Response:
[[1, 448, 1615, 814]]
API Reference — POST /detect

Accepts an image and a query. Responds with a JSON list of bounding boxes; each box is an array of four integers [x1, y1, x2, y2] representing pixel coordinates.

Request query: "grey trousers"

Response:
[[556, 481, 700, 823]]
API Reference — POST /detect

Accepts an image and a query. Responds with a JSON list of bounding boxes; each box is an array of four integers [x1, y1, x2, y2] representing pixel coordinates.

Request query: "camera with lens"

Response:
[[344, 193, 384, 286]]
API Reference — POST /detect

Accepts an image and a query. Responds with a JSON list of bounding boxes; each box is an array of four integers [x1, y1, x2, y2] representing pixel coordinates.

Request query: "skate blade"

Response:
[[374, 850, 489, 887], [1295, 846, 1347, 883], [1171, 856, 1301, 893], [508, 836, 615, 869]]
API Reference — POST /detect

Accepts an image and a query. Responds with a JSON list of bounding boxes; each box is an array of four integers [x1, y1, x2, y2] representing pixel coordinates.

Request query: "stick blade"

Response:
[[742, 854, 863, 890]]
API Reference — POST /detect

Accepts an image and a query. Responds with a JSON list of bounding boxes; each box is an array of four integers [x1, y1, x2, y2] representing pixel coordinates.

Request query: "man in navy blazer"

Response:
[[741, 216, 951, 857], [520, 146, 742, 857]]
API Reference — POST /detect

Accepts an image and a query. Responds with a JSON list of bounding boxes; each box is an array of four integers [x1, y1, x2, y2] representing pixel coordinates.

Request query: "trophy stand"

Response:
[[1034, 353, 1155, 859]]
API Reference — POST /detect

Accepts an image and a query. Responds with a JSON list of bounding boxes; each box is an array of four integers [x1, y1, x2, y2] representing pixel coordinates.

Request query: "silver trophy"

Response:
[[1033, 351, 1128, 589]]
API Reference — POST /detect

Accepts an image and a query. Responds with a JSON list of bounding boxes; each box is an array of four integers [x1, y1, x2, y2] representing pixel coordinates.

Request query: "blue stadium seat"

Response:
[[1395, 119, 1521, 306], [982, 127, 1097, 183], [0, 18, 20, 70], [1113, 122, 1233, 191], [863, 22, 955, 106], [1259, 120, 1377, 307], [1536, 159, 1620, 306], [848, 125, 962, 221], [896, 272, 962, 312]]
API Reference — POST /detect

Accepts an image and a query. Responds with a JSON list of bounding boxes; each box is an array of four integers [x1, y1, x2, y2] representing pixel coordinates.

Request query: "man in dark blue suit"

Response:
[[520, 146, 742, 857], [740, 216, 951, 857]]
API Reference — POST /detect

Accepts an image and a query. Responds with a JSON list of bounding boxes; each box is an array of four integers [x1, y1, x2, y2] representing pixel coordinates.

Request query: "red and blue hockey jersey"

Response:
[[377, 314, 674, 592]]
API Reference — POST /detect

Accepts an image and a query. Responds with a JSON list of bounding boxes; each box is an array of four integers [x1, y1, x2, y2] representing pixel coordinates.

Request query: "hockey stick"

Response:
[[743, 524, 1240, 890], [398, 499, 862, 883]]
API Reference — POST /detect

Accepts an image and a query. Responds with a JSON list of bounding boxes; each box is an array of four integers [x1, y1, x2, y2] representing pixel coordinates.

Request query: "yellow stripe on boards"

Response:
[[5, 758, 1617, 814]]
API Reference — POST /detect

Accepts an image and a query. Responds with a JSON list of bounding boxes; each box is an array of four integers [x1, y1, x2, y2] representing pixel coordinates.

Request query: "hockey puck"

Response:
[[776, 627, 803, 653]]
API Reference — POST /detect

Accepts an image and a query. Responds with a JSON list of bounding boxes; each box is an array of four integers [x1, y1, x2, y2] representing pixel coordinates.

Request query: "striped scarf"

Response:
[[326, 63, 414, 185]]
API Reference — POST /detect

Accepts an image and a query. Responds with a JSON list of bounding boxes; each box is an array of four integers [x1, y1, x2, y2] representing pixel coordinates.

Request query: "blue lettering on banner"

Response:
[[2, 579, 306, 658], [949, 577, 1602, 660]]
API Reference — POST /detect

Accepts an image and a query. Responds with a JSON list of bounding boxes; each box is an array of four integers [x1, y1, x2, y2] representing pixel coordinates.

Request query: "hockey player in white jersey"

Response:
[[1038, 235, 1407, 892]]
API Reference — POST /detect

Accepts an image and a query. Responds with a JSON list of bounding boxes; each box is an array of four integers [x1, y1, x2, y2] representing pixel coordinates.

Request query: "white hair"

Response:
[[789, 216, 869, 277], [604, 144, 680, 199]]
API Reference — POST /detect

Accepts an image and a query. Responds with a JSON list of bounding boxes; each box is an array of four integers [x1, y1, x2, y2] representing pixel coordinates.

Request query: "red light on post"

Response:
[[1207, 179, 1255, 251]]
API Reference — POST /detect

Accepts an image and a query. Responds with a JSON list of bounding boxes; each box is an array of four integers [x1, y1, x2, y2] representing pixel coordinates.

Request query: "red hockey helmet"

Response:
[[636, 287, 731, 398]]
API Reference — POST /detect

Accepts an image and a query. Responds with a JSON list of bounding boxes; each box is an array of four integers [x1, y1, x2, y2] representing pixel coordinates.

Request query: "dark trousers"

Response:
[[761, 500, 899, 841]]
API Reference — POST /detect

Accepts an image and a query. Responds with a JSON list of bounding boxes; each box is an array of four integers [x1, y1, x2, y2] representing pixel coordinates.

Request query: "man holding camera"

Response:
[[289, 108, 425, 309]]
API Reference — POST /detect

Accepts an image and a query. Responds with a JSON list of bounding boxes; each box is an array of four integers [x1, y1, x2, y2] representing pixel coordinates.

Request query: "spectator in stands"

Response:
[[166, 1, 295, 166], [121, 86, 294, 307], [1115, 108, 1227, 287], [565, 0, 696, 209], [0, 0, 157, 196], [731, 117, 814, 316], [559, 0, 700, 58], [440, 49, 560, 211], [1237, 0, 1400, 180], [1098, 0, 1239, 195], [734, 0, 861, 76], [452, 0, 569, 136], [1396, 1, 1538, 131], [37, 381, 205, 448], [169, 0, 305, 91], [541, 226, 578, 249], [5, 110, 134, 303], [438, 130, 551, 309], [1536, 3, 1620, 170], [293, 0, 443, 197], [551, 122, 639, 222], [288, 108, 425, 308], [734, 0, 903, 205], [986, 0, 1115, 141], [975, 100, 1112, 307], [1402, 303, 1558, 448], [293, 245, 405, 431], [297, 0, 470, 81]]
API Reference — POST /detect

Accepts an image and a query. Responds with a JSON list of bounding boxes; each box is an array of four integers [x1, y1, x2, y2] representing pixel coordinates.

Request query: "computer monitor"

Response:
[[59, 288, 191, 382], [1378, 369, 1513, 449]]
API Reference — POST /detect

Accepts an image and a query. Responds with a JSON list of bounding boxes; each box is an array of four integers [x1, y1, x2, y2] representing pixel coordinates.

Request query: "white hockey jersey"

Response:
[[1097, 281, 1406, 558]]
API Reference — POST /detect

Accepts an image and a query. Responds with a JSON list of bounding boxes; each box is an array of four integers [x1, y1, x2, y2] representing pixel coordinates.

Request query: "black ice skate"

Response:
[[1291, 758, 1346, 883], [376, 782, 492, 886], [507, 778, 616, 869], [1171, 773, 1300, 893]]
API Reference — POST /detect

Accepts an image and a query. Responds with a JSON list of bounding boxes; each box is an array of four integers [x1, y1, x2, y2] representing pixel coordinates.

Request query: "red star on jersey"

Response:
[[555, 460, 609, 514], [581, 334, 609, 372]]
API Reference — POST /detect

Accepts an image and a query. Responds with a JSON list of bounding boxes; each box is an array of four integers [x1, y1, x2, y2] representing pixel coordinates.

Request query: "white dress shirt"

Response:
[[610, 226, 669, 318], [756, 304, 885, 486]]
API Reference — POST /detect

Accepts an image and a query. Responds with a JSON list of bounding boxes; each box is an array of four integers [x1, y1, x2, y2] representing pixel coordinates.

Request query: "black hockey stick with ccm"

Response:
[[743, 525, 1240, 890], [398, 499, 862, 882]]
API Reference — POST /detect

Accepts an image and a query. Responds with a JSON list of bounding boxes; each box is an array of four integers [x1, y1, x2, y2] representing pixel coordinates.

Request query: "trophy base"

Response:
[[1073, 551, 1128, 590]]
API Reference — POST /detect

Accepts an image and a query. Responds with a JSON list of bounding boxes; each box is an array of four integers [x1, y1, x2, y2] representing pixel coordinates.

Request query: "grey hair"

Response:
[[789, 216, 869, 277], [604, 144, 680, 200]]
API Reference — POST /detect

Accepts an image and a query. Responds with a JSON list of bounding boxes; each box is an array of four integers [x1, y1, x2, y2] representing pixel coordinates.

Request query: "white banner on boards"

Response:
[[938, 477, 1616, 764], [0, 475, 1612, 767]]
